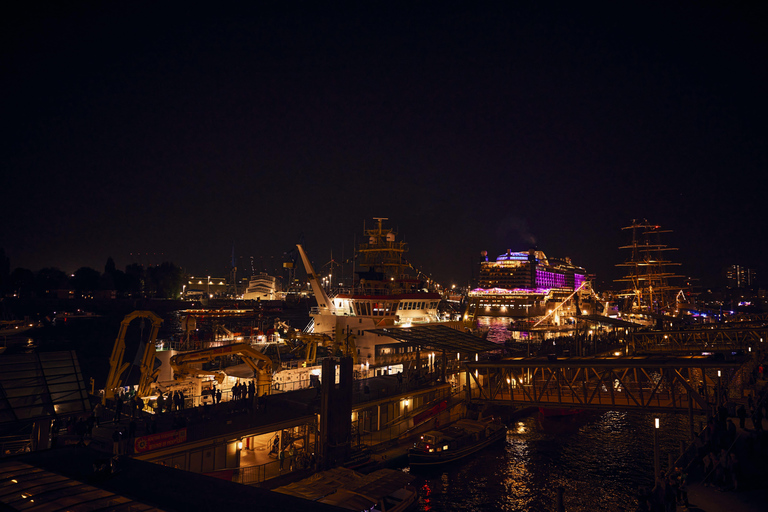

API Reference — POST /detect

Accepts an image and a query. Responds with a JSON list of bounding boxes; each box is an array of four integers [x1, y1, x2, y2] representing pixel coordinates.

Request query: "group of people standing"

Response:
[[112, 392, 147, 423], [636, 350, 768, 511], [154, 390, 187, 414], [231, 380, 256, 401], [277, 442, 297, 471], [736, 392, 766, 432], [638, 466, 689, 511], [696, 354, 768, 493]]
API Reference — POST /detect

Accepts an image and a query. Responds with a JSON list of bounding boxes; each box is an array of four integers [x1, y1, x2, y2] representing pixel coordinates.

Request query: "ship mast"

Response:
[[615, 219, 683, 314]]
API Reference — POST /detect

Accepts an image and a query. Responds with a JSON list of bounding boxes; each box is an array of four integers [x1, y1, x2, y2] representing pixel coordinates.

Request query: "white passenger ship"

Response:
[[242, 272, 278, 301], [298, 218, 448, 372]]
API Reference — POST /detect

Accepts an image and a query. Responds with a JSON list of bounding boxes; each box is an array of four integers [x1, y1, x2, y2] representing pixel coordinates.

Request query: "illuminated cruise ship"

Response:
[[464, 249, 591, 322]]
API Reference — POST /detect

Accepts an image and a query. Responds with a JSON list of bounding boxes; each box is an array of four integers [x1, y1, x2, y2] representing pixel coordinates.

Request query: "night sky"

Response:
[[2, 2, 765, 290]]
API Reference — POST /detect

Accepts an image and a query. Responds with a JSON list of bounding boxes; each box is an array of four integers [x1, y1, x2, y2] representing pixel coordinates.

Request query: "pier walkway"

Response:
[[682, 413, 768, 512], [652, 374, 768, 512]]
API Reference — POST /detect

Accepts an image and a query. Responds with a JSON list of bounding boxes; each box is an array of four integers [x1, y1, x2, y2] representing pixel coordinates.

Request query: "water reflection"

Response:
[[410, 410, 692, 511], [476, 317, 513, 345]]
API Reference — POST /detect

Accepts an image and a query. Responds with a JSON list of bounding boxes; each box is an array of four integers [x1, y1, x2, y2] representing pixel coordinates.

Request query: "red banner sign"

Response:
[[134, 428, 187, 453], [414, 400, 447, 425]]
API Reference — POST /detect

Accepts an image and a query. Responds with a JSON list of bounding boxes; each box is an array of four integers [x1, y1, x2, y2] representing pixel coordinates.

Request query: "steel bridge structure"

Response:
[[464, 354, 750, 415], [627, 327, 768, 354]]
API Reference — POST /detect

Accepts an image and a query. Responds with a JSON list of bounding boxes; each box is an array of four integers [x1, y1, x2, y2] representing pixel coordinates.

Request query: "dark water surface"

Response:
[[406, 410, 692, 512]]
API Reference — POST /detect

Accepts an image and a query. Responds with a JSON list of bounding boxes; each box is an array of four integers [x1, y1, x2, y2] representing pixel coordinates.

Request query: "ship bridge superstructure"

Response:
[[355, 217, 426, 296], [298, 218, 446, 370]]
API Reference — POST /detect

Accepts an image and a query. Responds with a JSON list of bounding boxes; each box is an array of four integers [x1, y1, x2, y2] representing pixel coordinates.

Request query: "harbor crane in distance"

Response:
[[103, 310, 164, 404]]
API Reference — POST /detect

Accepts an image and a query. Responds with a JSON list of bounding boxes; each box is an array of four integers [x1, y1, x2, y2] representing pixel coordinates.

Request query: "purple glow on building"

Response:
[[574, 274, 586, 290], [536, 269, 566, 289], [470, 287, 551, 295]]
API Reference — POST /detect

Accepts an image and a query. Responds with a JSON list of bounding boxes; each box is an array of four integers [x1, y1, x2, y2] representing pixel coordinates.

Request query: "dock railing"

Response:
[[0, 437, 31, 458], [233, 451, 310, 485]]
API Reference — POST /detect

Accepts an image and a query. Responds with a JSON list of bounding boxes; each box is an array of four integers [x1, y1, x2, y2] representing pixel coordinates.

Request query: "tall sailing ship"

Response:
[[615, 219, 683, 314]]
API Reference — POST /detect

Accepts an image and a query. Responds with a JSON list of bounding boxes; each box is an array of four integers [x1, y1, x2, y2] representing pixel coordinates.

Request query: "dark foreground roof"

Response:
[[3, 446, 342, 512], [0, 351, 91, 428], [367, 324, 499, 353]]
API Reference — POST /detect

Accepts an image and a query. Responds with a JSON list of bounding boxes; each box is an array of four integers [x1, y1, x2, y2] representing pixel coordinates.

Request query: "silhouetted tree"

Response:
[[148, 262, 184, 298], [99, 271, 115, 291], [104, 257, 116, 275], [8, 268, 35, 298], [124, 263, 145, 297], [110, 269, 129, 296], [0, 248, 9, 296], [34, 267, 69, 297], [71, 267, 101, 296]]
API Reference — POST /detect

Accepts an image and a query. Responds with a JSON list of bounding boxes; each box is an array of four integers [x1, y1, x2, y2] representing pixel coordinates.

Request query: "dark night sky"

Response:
[[2, 2, 766, 290]]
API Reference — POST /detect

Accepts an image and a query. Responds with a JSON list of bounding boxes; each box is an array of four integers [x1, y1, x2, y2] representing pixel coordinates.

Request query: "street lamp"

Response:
[[717, 370, 722, 408], [654, 418, 660, 482]]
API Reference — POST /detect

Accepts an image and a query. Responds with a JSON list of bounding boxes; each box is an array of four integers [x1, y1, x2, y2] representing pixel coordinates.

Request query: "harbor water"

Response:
[[406, 409, 693, 512]]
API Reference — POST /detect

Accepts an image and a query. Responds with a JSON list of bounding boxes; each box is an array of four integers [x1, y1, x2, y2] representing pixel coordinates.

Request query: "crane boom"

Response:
[[104, 311, 163, 404], [170, 342, 273, 396], [297, 244, 336, 314]]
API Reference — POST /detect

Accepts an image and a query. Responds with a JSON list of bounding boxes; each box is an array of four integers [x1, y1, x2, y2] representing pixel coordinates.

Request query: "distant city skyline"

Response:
[[2, 242, 759, 294]]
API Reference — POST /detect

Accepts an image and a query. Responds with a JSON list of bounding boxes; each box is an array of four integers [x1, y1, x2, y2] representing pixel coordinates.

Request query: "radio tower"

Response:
[[615, 219, 683, 314]]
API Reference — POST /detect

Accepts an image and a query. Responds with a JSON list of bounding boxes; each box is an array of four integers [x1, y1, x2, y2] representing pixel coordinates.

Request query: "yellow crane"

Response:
[[169, 343, 274, 396], [281, 329, 359, 365], [103, 311, 164, 404]]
